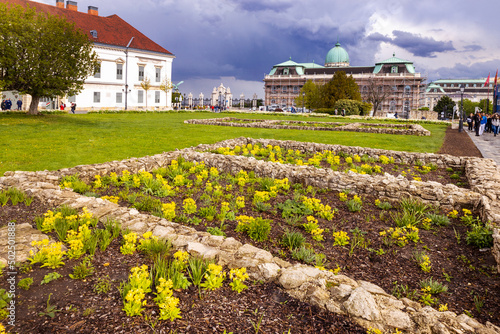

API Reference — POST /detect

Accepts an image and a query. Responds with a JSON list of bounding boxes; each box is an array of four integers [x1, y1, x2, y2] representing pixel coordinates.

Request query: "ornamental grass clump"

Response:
[[281, 229, 306, 251]]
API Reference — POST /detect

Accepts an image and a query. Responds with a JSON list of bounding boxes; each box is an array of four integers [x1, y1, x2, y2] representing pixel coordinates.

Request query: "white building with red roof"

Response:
[[1, 0, 175, 111]]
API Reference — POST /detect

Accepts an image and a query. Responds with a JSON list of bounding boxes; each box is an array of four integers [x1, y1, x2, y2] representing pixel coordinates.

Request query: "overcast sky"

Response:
[[33, 0, 500, 99]]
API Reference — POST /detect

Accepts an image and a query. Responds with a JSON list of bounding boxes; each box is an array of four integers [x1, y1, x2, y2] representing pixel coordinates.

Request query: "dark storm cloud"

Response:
[[428, 60, 499, 82], [369, 31, 455, 58], [30, 0, 499, 98]]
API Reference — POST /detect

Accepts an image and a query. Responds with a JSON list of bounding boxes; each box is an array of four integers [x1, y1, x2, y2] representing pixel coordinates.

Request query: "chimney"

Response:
[[66, 1, 77, 11], [88, 6, 98, 16], [56, 0, 64, 8]]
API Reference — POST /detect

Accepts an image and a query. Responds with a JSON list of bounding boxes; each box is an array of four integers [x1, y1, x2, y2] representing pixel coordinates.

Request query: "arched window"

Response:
[[404, 100, 410, 112], [271, 99, 276, 104], [404, 85, 411, 95], [389, 100, 396, 112]]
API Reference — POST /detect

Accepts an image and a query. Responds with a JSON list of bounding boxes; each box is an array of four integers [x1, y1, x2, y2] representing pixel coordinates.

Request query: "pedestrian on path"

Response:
[[473, 112, 481, 136], [492, 114, 500, 137], [17, 99, 22, 110], [70, 102, 76, 114], [479, 113, 487, 135], [467, 113, 473, 131]]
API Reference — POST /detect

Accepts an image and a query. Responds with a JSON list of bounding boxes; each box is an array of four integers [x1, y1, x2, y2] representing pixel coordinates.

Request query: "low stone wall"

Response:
[[1, 138, 500, 333], [185, 117, 431, 136]]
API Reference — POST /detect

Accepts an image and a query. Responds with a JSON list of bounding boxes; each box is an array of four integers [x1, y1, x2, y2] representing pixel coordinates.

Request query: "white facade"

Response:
[[58, 44, 174, 111]]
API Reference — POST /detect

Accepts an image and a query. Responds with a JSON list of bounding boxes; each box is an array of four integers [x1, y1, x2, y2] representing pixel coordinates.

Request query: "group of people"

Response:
[[467, 112, 500, 137], [59, 102, 77, 113], [1, 99, 22, 111]]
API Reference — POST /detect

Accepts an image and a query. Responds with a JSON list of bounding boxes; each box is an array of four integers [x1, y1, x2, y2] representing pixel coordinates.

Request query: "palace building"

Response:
[[1, 0, 175, 111], [264, 42, 426, 117]]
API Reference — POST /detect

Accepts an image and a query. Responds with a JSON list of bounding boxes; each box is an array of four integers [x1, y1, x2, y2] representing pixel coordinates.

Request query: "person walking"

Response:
[[5, 99, 12, 110], [70, 102, 76, 114], [492, 113, 500, 137], [473, 112, 481, 136], [467, 113, 473, 131], [1, 100, 5, 111], [479, 113, 487, 135], [16, 99, 22, 110]]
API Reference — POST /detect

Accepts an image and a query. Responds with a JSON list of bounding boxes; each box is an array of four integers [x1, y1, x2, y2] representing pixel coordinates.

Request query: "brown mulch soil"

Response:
[[1, 126, 498, 333], [438, 127, 483, 157]]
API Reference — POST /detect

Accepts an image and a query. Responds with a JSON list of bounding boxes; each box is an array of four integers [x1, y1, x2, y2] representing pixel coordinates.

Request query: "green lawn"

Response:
[[0, 112, 447, 176]]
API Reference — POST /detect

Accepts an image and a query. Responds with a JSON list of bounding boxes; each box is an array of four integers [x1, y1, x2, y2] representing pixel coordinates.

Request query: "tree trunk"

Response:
[[28, 96, 40, 115]]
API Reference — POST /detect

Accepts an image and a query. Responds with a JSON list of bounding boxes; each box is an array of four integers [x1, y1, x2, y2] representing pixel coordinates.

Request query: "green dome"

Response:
[[325, 42, 349, 67]]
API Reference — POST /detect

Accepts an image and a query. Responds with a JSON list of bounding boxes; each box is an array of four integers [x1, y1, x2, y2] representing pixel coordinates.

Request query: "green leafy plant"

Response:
[[424, 213, 450, 227], [207, 226, 226, 236], [93, 275, 112, 294], [466, 224, 493, 248], [41, 272, 63, 285], [18, 277, 34, 290], [235, 216, 272, 242], [281, 229, 306, 251], [346, 199, 362, 212], [419, 277, 448, 294], [69, 256, 95, 279], [291, 246, 317, 264], [38, 293, 61, 318], [349, 227, 369, 256]]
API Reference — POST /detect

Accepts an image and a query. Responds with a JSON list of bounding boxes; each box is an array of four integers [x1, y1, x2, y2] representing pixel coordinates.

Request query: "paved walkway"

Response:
[[465, 128, 500, 165]]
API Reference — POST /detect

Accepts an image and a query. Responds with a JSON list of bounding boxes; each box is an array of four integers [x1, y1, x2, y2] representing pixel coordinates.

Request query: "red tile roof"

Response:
[[1, 0, 173, 55]]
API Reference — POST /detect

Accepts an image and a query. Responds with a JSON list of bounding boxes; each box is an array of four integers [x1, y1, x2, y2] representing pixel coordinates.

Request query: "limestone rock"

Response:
[[343, 287, 381, 321]]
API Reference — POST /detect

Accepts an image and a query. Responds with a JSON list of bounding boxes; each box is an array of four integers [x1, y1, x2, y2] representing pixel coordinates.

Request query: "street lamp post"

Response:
[[302, 92, 305, 112], [124, 37, 134, 111], [459, 85, 465, 132]]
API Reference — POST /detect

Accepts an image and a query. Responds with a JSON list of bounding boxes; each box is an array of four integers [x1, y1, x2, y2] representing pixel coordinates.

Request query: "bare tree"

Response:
[[140, 77, 151, 110], [364, 76, 392, 116], [159, 78, 173, 108]]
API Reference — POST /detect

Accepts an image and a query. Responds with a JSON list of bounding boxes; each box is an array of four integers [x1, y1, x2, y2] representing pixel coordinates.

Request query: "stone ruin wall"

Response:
[[184, 118, 432, 136], [1, 138, 500, 333]]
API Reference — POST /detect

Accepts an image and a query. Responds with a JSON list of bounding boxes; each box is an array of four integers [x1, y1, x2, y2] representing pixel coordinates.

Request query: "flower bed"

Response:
[[204, 142, 469, 188], [184, 117, 431, 136], [1, 138, 499, 333]]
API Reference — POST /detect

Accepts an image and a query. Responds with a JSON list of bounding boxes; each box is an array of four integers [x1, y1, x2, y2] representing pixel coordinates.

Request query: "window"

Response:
[[391, 65, 398, 73], [404, 100, 410, 112], [404, 85, 411, 95], [116, 63, 123, 80], [155, 91, 160, 104], [443, 84, 447, 87], [94, 63, 101, 78], [93, 92, 100, 103], [392, 85, 398, 92], [450, 84, 454, 87], [138, 90, 144, 104], [474, 84, 477, 87], [283, 68, 289, 75], [293, 86, 299, 93], [155, 68, 161, 82], [271, 99, 276, 104], [282, 86, 287, 93], [116, 92, 122, 104], [390, 100, 396, 112], [138, 66, 145, 81], [466, 84, 469, 87]]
